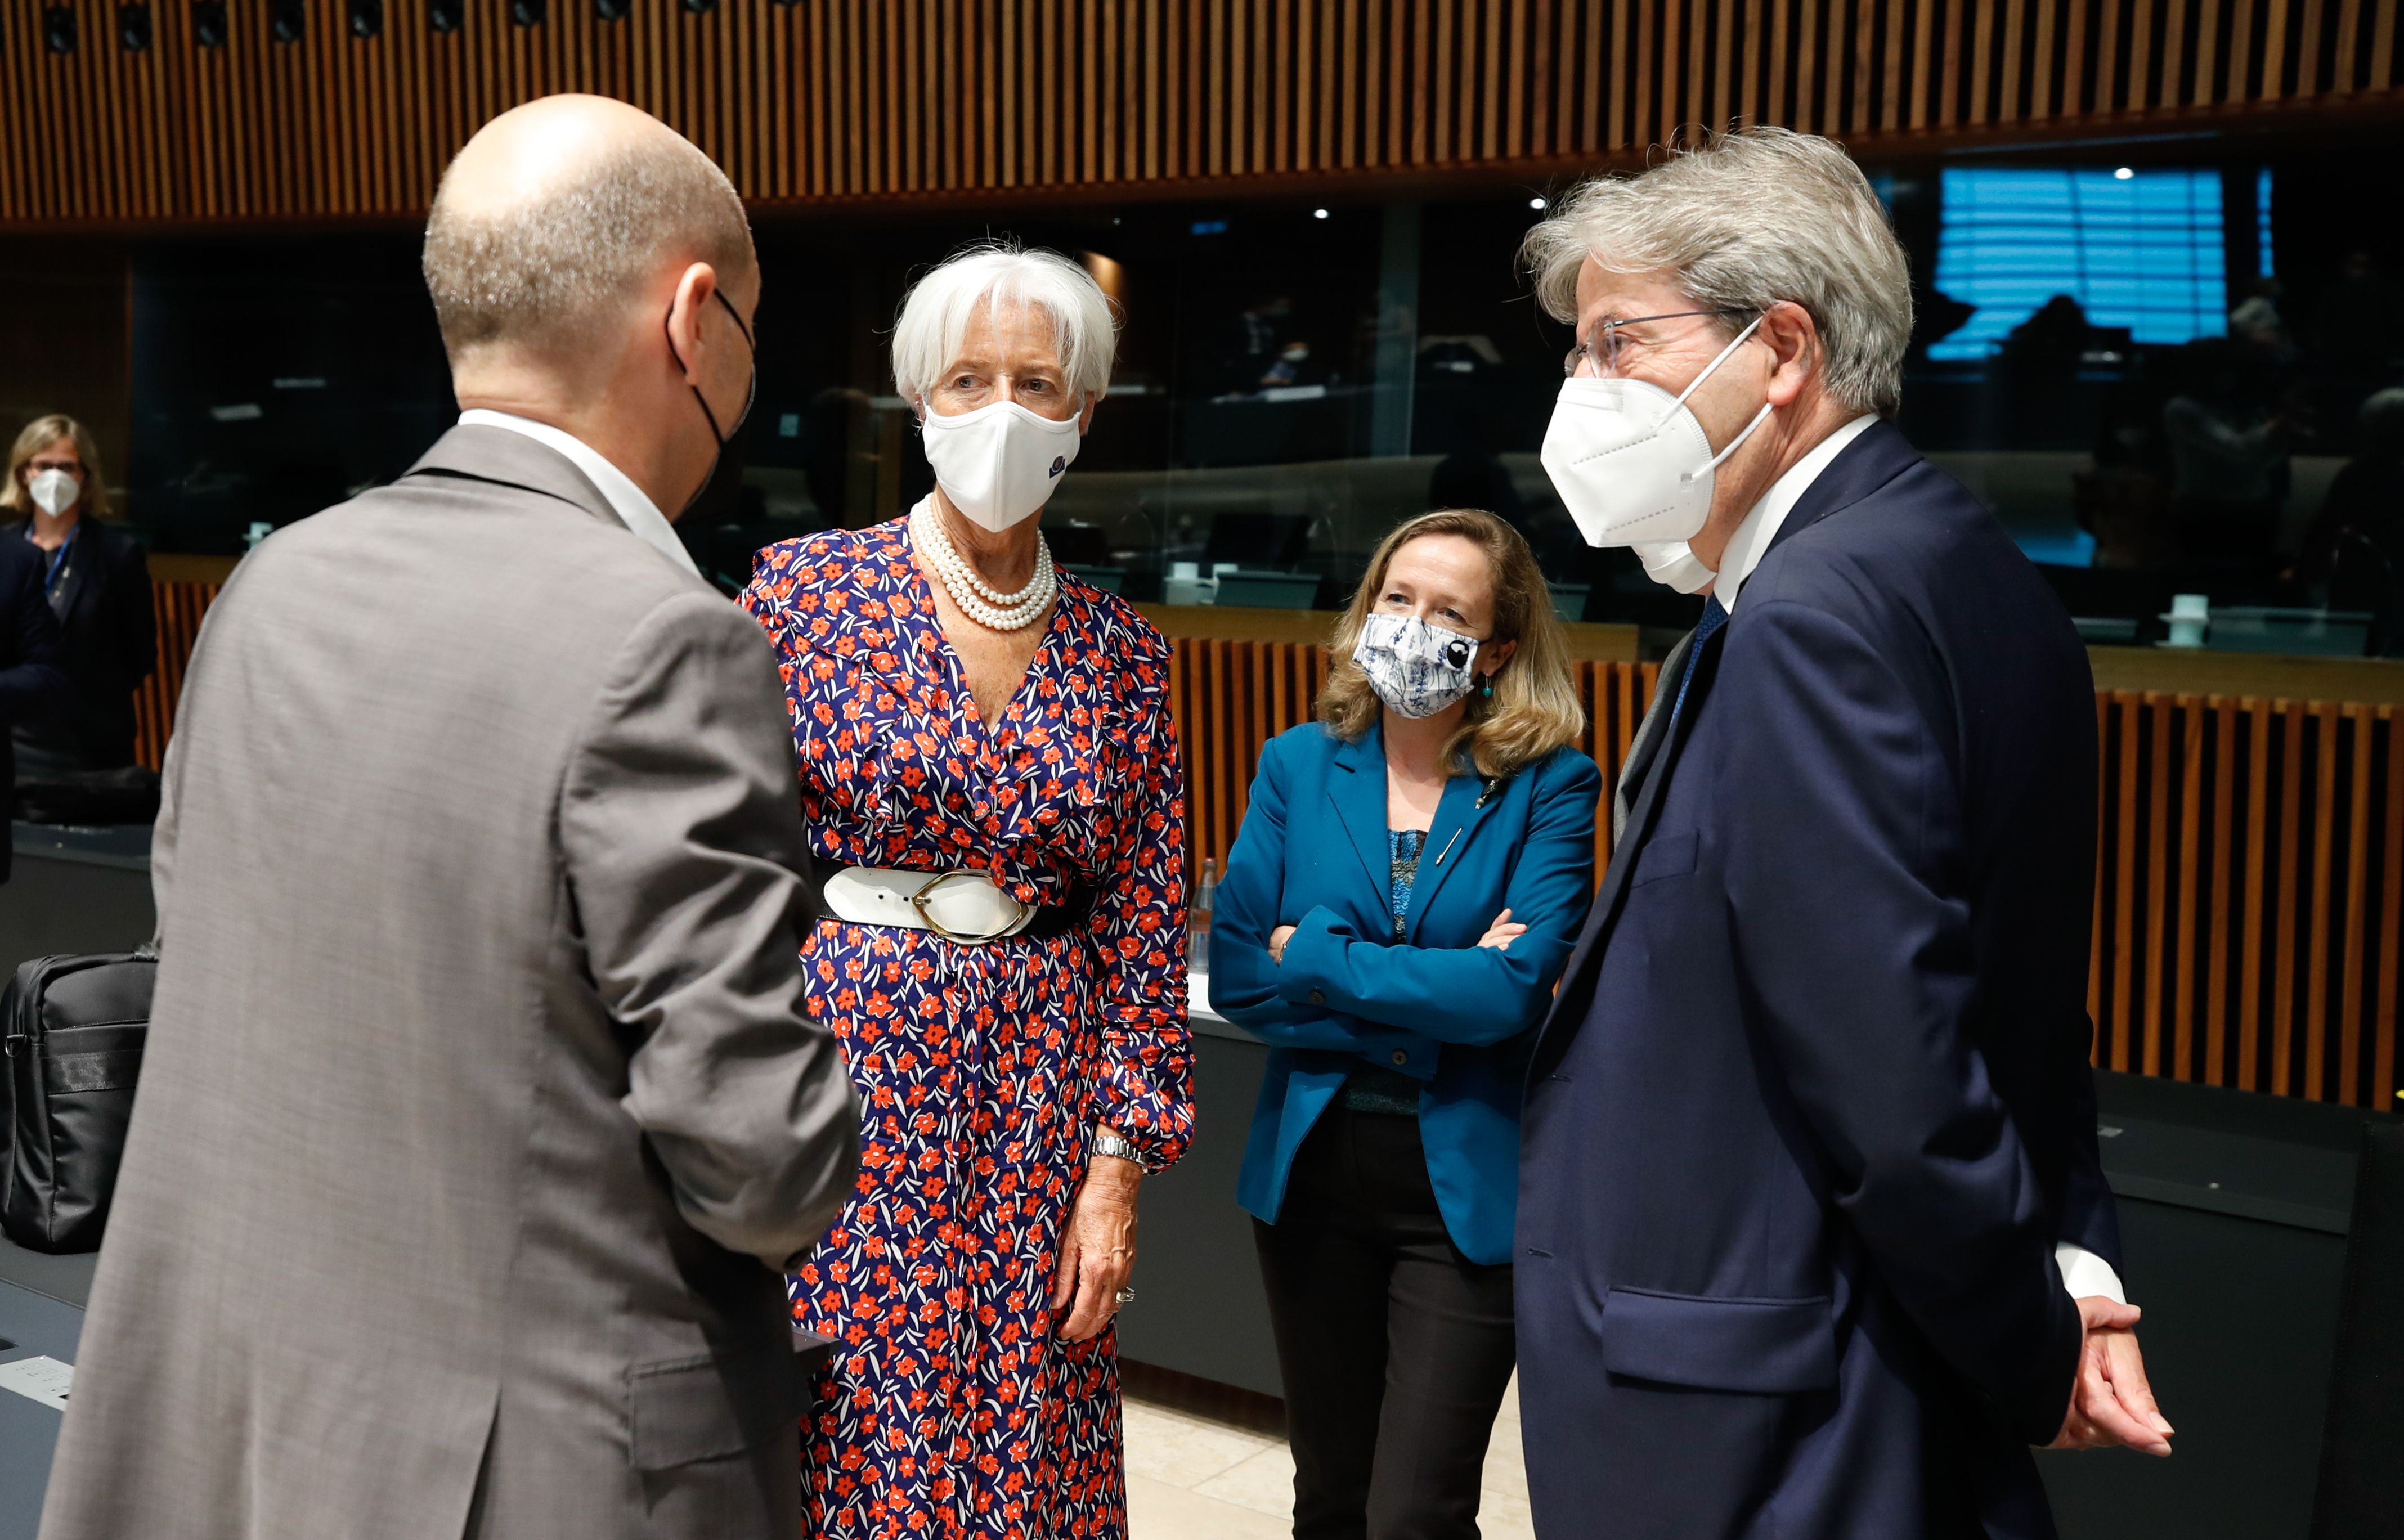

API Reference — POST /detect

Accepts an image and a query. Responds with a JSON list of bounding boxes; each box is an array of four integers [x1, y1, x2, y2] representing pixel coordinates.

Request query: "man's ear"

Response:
[[664, 262, 719, 385], [1761, 299, 1820, 410]]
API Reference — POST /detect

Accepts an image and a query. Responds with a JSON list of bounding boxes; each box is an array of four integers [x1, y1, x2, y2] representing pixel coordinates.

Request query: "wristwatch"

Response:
[[1089, 1126, 1152, 1172]]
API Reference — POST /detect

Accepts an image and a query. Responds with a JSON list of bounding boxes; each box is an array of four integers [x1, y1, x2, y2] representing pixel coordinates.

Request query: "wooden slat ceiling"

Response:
[[3, 0, 2399, 225]]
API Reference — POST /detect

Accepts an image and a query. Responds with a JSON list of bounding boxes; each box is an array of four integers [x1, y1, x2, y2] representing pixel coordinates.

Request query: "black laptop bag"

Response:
[[2, 950, 155, 1254]]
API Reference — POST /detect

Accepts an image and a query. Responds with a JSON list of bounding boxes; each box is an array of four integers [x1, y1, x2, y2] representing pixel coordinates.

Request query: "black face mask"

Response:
[[666, 286, 757, 523]]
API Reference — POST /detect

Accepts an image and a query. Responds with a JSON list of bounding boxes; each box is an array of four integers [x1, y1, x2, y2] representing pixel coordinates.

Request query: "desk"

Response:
[[0, 979, 2379, 1539], [0, 1243, 93, 1540], [1109, 980, 1282, 1398], [2, 823, 155, 967], [1151, 976, 2385, 1540]]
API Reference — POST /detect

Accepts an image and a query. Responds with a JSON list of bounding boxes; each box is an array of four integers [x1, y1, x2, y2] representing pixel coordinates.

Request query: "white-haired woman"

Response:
[[741, 244, 1193, 1540]]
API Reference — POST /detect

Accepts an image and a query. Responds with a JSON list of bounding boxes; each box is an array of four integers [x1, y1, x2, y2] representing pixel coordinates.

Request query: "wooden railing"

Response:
[[132, 587, 2402, 1111], [132, 578, 222, 773], [1170, 637, 2404, 1113], [1169, 636, 1662, 886], [2091, 693, 2401, 1109]]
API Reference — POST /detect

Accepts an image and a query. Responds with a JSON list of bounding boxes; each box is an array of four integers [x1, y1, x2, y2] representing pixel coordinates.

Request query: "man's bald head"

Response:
[[423, 96, 754, 373]]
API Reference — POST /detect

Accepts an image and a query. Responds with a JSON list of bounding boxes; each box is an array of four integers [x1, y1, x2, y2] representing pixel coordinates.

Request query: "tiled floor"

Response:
[[1123, 1373, 1534, 1540]]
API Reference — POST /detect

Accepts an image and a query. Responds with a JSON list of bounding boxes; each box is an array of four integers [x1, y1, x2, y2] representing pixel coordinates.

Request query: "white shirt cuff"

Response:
[[2056, 1241, 2127, 1304]]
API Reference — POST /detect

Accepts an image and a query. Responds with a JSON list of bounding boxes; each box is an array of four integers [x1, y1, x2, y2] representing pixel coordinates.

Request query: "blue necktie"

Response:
[[1668, 595, 1729, 727]]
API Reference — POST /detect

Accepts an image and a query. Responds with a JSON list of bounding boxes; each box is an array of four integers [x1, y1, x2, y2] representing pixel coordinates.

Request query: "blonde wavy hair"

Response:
[[1320, 509, 1586, 780], [3, 415, 114, 522]]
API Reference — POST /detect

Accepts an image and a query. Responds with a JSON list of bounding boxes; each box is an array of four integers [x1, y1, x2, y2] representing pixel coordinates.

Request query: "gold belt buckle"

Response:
[[908, 870, 1025, 945]]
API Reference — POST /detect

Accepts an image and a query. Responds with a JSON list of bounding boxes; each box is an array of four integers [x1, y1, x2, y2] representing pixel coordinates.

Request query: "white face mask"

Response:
[[1632, 540, 1715, 594], [1539, 315, 1774, 548], [26, 468, 80, 517], [1353, 612, 1483, 720], [917, 398, 1083, 533]]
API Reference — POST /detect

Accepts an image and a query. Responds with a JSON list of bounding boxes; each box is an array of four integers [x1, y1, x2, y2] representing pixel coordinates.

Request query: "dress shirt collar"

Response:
[[456, 408, 701, 578], [1713, 414, 1880, 614]]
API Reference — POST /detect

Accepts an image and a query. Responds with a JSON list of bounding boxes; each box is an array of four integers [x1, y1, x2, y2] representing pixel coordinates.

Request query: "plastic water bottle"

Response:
[[1190, 857, 1218, 974]]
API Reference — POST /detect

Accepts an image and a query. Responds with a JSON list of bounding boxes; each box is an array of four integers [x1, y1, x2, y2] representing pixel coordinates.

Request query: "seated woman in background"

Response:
[[2, 414, 155, 777], [1212, 508, 1600, 1540]]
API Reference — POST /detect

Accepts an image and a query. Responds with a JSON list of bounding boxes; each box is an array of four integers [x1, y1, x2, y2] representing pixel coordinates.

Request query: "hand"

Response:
[[1268, 924, 1296, 966], [1051, 1148, 1141, 1344], [1475, 907, 1528, 951], [2048, 1297, 2173, 1456]]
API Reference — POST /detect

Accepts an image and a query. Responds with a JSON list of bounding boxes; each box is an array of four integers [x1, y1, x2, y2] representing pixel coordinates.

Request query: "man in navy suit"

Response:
[[1513, 129, 2174, 1538]]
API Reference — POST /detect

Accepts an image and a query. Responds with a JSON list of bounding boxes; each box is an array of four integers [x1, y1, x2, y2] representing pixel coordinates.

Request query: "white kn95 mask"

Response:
[[1631, 540, 1715, 595], [27, 468, 81, 517], [917, 398, 1083, 533], [1540, 315, 1774, 549]]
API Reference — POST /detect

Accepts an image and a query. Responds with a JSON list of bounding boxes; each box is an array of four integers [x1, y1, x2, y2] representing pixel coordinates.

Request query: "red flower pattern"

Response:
[[741, 518, 1195, 1540]]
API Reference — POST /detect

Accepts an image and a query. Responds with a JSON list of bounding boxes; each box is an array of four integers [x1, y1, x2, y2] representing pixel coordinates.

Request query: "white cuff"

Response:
[[2056, 1242, 2127, 1304]]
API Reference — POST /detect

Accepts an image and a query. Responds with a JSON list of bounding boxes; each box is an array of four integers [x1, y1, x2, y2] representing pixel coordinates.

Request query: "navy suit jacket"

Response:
[[6, 518, 155, 769], [1516, 422, 2119, 1540], [0, 536, 69, 879]]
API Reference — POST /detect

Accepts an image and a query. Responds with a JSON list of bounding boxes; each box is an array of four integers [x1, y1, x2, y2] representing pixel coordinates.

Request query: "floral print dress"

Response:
[[739, 514, 1195, 1540]]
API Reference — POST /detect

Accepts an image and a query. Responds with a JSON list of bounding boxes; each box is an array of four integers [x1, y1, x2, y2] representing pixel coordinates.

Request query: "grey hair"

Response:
[[421, 131, 754, 365], [1522, 127, 1913, 415], [891, 243, 1119, 407]]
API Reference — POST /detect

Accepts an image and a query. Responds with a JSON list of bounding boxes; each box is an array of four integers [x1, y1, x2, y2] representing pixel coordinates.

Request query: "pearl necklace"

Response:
[[911, 503, 1058, 633]]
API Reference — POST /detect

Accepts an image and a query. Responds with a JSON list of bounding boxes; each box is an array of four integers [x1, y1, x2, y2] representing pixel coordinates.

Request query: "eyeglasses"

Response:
[[1563, 308, 1756, 379]]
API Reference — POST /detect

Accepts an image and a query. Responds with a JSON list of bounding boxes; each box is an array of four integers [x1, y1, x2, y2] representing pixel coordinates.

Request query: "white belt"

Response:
[[820, 866, 1034, 944]]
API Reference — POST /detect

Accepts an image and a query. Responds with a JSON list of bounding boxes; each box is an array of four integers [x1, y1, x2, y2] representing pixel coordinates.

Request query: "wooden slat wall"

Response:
[[6, 0, 2401, 227], [132, 593, 2402, 1110], [2089, 689, 2404, 1108], [1168, 639, 1663, 887], [1168, 638, 2404, 1112], [131, 578, 218, 767]]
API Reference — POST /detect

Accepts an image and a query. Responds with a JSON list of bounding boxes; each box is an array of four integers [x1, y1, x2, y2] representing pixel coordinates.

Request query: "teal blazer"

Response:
[[1212, 721, 1600, 1264]]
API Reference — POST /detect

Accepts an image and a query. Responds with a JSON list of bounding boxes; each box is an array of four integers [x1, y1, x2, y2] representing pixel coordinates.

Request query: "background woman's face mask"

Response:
[[1353, 612, 1483, 719], [27, 468, 80, 517], [920, 398, 1083, 532]]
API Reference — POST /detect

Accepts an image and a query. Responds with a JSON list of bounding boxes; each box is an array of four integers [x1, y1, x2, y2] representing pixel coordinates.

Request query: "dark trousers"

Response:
[[1253, 1105, 1519, 1540]]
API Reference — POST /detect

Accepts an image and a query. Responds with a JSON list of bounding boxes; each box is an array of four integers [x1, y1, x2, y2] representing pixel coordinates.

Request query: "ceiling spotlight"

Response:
[[192, 0, 228, 44], [42, 5, 77, 53], [1312, 208, 1330, 220], [595, 0, 629, 16], [510, 0, 542, 21], [428, 0, 462, 30], [119, 2, 153, 50], [348, 0, 382, 37], [1528, 196, 1548, 210], [270, 0, 304, 41], [2113, 165, 2135, 180]]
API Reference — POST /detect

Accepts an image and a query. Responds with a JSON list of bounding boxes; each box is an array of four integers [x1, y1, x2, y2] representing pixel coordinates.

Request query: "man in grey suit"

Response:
[[39, 96, 860, 1540]]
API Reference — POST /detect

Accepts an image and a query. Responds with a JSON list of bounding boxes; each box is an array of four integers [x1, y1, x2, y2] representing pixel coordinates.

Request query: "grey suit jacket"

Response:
[[38, 427, 862, 1540]]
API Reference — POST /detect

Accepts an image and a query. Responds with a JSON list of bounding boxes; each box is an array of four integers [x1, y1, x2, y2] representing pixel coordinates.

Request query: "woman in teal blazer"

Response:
[[1213, 508, 1599, 1540]]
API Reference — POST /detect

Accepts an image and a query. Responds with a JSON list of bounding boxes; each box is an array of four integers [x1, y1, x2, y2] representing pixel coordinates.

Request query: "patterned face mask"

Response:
[[1353, 612, 1484, 719]]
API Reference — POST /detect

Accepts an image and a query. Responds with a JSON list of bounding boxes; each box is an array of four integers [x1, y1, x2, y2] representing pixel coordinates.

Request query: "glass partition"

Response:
[[108, 133, 2404, 653]]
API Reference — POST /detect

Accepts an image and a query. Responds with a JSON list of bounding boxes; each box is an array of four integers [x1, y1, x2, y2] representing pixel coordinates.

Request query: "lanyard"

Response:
[[21, 524, 74, 608]]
